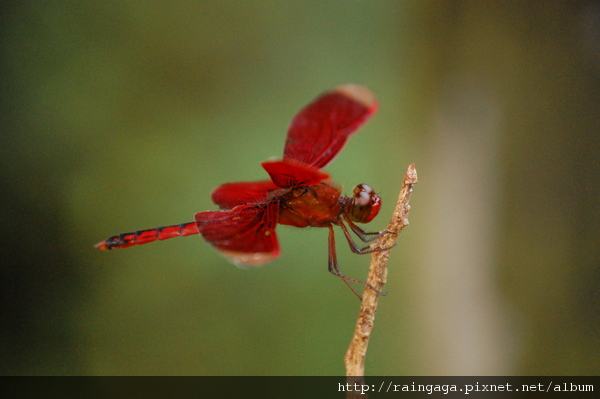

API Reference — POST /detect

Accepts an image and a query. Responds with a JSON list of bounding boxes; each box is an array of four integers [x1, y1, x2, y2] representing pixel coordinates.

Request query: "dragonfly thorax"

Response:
[[277, 183, 343, 228]]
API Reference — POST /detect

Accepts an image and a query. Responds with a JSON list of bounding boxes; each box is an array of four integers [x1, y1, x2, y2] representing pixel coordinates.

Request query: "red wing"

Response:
[[195, 202, 280, 267], [283, 84, 378, 169], [211, 180, 279, 209], [261, 159, 329, 188]]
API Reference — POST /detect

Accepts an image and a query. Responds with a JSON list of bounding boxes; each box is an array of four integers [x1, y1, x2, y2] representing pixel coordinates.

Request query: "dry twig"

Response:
[[344, 164, 418, 394]]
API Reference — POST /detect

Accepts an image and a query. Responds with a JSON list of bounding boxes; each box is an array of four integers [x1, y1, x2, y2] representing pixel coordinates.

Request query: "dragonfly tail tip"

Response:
[[94, 241, 109, 250]]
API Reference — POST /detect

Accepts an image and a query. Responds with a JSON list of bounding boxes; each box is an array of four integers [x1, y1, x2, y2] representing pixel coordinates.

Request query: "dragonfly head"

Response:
[[348, 184, 381, 224]]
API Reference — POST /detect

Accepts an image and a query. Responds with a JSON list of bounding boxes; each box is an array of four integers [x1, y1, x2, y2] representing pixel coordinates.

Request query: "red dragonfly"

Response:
[[96, 84, 393, 296]]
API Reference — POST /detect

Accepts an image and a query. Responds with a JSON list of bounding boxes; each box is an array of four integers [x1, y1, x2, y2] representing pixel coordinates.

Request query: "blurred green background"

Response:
[[1, 1, 599, 375]]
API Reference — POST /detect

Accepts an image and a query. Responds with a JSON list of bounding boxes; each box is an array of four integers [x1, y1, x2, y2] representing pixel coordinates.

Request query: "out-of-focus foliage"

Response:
[[1, 1, 598, 375]]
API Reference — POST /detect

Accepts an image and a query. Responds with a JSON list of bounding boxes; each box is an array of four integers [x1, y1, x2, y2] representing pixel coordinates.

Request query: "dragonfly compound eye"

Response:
[[350, 184, 381, 223]]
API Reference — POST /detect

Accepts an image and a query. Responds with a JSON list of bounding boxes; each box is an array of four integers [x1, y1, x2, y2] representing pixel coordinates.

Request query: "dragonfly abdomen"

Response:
[[95, 222, 198, 250]]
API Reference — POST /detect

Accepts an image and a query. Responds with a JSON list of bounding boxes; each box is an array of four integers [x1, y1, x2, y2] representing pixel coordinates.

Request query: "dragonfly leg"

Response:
[[343, 214, 397, 243], [338, 221, 397, 254], [327, 225, 386, 299]]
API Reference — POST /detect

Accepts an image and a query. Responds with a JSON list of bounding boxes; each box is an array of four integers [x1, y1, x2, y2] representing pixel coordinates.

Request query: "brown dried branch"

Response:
[[344, 164, 418, 393]]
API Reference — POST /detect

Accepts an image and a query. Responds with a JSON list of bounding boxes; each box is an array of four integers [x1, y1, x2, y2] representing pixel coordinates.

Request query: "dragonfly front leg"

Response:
[[343, 214, 397, 243], [338, 221, 397, 255]]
